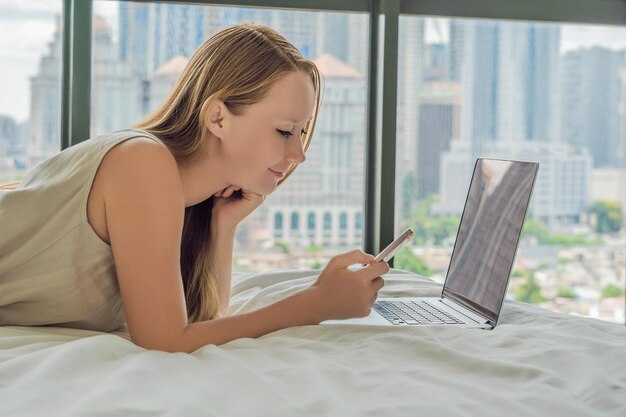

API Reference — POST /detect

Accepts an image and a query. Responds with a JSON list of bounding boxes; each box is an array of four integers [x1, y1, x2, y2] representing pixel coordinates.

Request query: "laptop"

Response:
[[320, 158, 539, 329]]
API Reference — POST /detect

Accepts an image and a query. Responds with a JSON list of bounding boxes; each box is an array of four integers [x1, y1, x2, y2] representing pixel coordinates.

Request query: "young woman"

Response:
[[0, 23, 388, 353]]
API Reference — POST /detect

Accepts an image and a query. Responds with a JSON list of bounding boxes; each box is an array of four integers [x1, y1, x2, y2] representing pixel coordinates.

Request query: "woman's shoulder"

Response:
[[104, 128, 168, 148], [84, 129, 182, 252], [99, 132, 176, 185]]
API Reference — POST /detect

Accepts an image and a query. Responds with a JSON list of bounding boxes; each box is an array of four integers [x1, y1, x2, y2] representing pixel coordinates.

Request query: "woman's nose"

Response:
[[287, 137, 306, 164]]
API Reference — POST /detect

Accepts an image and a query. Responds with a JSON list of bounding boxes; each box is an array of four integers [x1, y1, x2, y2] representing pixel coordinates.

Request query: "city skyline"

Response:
[[3, 2, 626, 122]]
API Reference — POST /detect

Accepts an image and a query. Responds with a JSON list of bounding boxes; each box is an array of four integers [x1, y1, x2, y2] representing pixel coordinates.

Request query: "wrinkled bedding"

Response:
[[1, 268, 625, 416]]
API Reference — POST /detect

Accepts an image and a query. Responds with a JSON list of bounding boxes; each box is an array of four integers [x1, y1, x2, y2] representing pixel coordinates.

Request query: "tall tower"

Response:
[[29, 15, 62, 168], [560, 47, 624, 168], [457, 20, 560, 156]]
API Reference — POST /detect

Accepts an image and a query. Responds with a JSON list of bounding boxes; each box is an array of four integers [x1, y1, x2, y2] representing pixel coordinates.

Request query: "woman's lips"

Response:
[[269, 169, 285, 179]]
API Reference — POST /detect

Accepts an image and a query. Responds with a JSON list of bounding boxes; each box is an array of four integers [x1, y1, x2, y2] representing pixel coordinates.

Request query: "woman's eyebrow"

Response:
[[279, 118, 311, 125]]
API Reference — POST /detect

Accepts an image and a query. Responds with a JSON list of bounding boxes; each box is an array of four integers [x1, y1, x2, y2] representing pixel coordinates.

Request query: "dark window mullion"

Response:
[[61, 0, 92, 149], [364, 0, 400, 266]]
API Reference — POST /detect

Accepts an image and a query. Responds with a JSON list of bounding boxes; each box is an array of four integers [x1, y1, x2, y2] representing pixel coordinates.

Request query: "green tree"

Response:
[[601, 284, 624, 299], [515, 271, 544, 304], [590, 201, 623, 233], [305, 244, 323, 253], [408, 195, 460, 246], [521, 217, 597, 246], [557, 287, 577, 299], [545, 235, 587, 245], [521, 217, 550, 242], [274, 241, 290, 254], [394, 246, 433, 277], [310, 261, 322, 269]]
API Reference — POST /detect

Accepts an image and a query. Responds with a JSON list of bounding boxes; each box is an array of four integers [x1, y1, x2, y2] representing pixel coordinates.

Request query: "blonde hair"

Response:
[[134, 23, 323, 323]]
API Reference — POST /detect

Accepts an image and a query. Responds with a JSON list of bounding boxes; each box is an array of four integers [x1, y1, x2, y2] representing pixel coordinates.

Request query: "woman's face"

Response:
[[210, 70, 316, 196]]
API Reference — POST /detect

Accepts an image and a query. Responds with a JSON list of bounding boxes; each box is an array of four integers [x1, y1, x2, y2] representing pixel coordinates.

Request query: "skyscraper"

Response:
[[91, 16, 141, 136], [561, 47, 624, 168], [263, 53, 366, 249], [119, 2, 207, 80], [456, 20, 560, 154], [416, 82, 461, 199], [29, 16, 62, 169]]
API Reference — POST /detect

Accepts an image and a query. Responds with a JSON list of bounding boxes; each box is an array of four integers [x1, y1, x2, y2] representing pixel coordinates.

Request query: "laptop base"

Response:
[[319, 297, 493, 329]]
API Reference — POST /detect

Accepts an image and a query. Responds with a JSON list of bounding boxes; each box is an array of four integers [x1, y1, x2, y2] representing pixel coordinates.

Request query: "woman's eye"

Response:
[[277, 128, 306, 139], [277, 129, 292, 138]]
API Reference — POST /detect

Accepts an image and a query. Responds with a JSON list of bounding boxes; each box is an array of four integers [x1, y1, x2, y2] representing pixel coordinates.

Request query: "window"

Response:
[[291, 212, 299, 231], [339, 212, 348, 230], [307, 212, 316, 230], [323, 212, 332, 231], [0, 1, 63, 183], [23, 1, 620, 324], [91, 1, 369, 271], [355, 212, 362, 229], [395, 16, 626, 324], [274, 212, 283, 230]]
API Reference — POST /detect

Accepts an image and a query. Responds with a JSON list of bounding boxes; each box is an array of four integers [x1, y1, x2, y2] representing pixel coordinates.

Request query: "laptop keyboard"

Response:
[[373, 300, 466, 325]]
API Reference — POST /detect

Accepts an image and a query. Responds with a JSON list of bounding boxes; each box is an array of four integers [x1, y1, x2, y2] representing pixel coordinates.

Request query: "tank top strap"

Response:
[[111, 128, 167, 148]]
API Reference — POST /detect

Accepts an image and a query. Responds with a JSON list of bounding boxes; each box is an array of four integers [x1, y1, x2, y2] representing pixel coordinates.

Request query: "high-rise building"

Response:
[[0, 116, 18, 156], [29, 16, 62, 169], [456, 20, 560, 154], [91, 17, 141, 136], [591, 168, 626, 214], [423, 43, 449, 82], [434, 140, 592, 233], [561, 47, 625, 168], [0, 115, 19, 180], [31, 15, 141, 153], [260, 53, 366, 249], [395, 18, 425, 227], [147, 56, 189, 114], [119, 2, 207, 80], [448, 20, 463, 82], [416, 82, 461, 199]]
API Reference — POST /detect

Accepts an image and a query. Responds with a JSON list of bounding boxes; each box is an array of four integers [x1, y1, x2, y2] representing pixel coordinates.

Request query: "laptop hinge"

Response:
[[441, 298, 489, 324]]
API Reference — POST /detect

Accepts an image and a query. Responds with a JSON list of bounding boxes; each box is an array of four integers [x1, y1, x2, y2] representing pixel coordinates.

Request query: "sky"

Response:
[[1, 1, 626, 123]]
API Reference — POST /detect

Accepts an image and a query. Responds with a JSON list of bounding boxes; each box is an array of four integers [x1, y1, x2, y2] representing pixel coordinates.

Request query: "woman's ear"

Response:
[[203, 98, 229, 140]]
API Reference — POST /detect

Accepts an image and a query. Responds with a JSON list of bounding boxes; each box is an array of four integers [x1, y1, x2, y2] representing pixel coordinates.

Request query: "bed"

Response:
[[1, 268, 625, 416]]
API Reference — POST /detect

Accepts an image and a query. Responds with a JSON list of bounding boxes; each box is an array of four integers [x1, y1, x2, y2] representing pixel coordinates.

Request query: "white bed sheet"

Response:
[[1, 268, 625, 417]]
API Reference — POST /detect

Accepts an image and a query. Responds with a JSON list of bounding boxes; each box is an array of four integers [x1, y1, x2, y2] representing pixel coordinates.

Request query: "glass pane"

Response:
[[0, 1, 63, 183], [396, 16, 626, 324], [92, 1, 369, 272]]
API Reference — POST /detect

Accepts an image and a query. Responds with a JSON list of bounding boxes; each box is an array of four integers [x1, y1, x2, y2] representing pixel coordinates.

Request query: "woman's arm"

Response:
[[208, 221, 235, 318], [173, 287, 322, 353], [102, 138, 331, 354]]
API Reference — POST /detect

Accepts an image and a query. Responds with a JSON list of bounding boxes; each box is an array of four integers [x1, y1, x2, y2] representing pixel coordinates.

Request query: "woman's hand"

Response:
[[211, 185, 265, 231], [309, 249, 389, 321]]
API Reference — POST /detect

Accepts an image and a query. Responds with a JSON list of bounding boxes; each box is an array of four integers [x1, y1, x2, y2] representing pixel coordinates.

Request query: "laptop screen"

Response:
[[442, 158, 538, 324]]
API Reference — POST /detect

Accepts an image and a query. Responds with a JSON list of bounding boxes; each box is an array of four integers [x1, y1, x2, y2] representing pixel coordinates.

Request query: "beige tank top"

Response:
[[0, 128, 166, 332]]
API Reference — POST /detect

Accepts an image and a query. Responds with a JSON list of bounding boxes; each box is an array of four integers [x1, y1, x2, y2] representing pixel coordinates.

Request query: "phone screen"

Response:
[[374, 228, 415, 263]]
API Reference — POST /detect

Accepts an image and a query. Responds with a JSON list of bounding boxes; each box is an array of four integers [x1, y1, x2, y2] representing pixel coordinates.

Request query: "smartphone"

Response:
[[373, 227, 415, 263]]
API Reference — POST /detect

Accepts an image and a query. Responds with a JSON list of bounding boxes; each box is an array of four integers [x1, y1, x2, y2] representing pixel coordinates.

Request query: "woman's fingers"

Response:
[[215, 186, 241, 198], [372, 292, 379, 304]]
